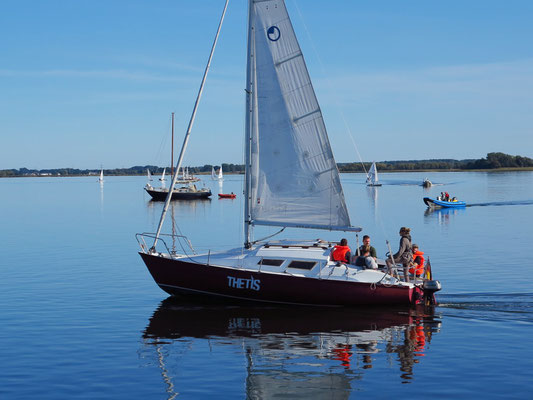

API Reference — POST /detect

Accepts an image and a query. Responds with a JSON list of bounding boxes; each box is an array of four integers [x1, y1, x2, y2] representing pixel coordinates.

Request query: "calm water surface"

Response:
[[1, 171, 533, 399]]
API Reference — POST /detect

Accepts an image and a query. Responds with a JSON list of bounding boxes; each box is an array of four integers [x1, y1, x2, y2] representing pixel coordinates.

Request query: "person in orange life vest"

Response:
[[331, 238, 351, 263], [409, 244, 425, 276]]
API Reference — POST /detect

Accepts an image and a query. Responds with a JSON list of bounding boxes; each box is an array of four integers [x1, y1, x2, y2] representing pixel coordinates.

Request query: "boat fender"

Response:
[[423, 280, 442, 292]]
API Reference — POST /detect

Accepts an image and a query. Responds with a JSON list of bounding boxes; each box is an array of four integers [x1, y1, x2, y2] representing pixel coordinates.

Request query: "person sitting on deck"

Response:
[[355, 235, 378, 269], [331, 238, 351, 264], [409, 244, 425, 277]]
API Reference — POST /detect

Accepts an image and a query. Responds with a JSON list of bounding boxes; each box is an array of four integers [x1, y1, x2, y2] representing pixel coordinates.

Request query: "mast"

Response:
[[152, 0, 229, 250], [171, 112, 174, 177], [244, 0, 254, 248]]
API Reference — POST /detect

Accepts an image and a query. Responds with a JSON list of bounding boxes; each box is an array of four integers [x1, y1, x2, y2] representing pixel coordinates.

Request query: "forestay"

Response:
[[247, 0, 357, 231]]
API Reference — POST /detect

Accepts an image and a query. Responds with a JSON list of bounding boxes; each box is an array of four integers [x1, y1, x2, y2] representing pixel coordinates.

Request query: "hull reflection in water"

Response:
[[142, 298, 442, 397]]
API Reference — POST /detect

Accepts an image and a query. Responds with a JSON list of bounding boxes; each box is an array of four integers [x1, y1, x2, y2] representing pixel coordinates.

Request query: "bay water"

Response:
[[1, 171, 533, 399]]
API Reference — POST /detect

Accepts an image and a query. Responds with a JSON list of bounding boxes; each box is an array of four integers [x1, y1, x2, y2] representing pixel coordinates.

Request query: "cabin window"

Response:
[[287, 260, 316, 270], [258, 258, 284, 267]]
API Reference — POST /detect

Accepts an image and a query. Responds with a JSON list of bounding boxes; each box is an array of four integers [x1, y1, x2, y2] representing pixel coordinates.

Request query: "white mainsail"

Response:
[[211, 166, 216, 180], [159, 168, 166, 181], [217, 166, 223, 181], [147, 169, 153, 181], [99, 169, 104, 183], [366, 162, 379, 185], [246, 0, 355, 232]]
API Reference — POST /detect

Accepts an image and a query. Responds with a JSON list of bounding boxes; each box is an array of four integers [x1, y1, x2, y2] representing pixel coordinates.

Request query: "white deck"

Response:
[[157, 239, 413, 288]]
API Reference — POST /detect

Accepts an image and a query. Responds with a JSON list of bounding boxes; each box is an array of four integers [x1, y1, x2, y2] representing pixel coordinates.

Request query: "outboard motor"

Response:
[[422, 280, 442, 305]]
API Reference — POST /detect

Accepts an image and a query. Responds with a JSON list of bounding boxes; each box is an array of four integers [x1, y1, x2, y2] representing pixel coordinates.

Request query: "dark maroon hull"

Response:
[[145, 188, 211, 201], [140, 253, 414, 306]]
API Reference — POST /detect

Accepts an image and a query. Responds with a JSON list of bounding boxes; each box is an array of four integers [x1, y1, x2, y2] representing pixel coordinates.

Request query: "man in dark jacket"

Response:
[[386, 227, 413, 281], [356, 235, 378, 269]]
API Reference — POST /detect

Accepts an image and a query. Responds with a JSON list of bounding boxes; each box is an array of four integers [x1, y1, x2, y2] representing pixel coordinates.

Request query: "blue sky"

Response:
[[1, 0, 532, 169]]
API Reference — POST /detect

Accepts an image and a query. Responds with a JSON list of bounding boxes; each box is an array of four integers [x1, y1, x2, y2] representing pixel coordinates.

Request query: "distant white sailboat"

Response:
[[211, 165, 223, 181], [366, 162, 382, 187], [159, 168, 166, 182], [147, 169, 153, 181], [98, 169, 104, 183]]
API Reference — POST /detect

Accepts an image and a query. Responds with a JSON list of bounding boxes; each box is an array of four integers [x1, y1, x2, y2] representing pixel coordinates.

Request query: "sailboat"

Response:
[[137, 0, 441, 306], [211, 165, 224, 181], [145, 113, 211, 200], [366, 162, 382, 187], [98, 169, 104, 183], [147, 169, 153, 181]]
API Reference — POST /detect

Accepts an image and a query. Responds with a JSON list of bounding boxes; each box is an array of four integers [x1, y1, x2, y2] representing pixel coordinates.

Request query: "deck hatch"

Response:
[[287, 260, 317, 270], [258, 258, 285, 267]]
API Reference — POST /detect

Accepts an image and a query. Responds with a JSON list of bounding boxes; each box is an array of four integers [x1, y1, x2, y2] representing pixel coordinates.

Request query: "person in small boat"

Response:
[[409, 244, 425, 277], [386, 227, 413, 281], [355, 235, 378, 269], [444, 192, 450, 201], [331, 238, 351, 264]]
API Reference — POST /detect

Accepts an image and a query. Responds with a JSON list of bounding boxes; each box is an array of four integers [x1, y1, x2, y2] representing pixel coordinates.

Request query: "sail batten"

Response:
[[247, 0, 353, 233], [275, 51, 302, 66]]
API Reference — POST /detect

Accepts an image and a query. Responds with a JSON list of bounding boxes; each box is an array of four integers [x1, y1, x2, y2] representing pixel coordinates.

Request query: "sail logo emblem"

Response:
[[267, 26, 281, 41]]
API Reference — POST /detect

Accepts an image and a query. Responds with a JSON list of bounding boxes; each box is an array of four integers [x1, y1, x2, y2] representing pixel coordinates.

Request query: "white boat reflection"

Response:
[[142, 298, 441, 398]]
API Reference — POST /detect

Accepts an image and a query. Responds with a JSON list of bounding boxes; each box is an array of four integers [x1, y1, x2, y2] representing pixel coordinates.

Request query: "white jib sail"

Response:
[[248, 0, 354, 231]]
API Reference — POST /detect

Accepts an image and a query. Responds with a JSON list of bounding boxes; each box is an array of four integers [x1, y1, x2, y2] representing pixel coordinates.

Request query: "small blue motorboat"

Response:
[[424, 197, 466, 208]]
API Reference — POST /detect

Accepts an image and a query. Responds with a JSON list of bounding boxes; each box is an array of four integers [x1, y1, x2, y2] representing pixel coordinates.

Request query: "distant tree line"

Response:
[[1, 153, 532, 178], [0, 163, 246, 178], [338, 152, 533, 172]]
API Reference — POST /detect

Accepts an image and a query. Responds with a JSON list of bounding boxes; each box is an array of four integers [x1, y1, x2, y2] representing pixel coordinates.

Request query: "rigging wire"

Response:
[[290, 1, 404, 256], [291, 0, 368, 176]]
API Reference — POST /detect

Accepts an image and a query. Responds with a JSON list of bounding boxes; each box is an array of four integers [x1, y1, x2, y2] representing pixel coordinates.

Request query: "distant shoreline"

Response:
[[2, 167, 533, 179], [2, 152, 532, 178]]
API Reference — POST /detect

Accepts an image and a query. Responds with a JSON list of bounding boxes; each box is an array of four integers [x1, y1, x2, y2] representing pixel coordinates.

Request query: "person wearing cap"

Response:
[[386, 227, 413, 281]]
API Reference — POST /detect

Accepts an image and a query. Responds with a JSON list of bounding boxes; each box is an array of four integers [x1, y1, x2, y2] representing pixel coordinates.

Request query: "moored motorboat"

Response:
[[424, 197, 466, 208], [145, 183, 211, 201]]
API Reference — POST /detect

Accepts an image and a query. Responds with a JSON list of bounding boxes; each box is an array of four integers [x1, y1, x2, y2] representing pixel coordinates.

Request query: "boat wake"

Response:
[[466, 200, 533, 207], [437, 292, 533, 323]]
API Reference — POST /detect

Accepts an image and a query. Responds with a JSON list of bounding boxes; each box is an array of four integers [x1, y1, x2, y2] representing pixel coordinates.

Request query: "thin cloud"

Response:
[[319, 58, 533, 104]]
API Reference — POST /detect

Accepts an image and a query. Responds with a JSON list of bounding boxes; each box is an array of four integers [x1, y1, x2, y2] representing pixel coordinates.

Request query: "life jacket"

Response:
[[409, 250, 425, 276], [331, 245, 351, 263]]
